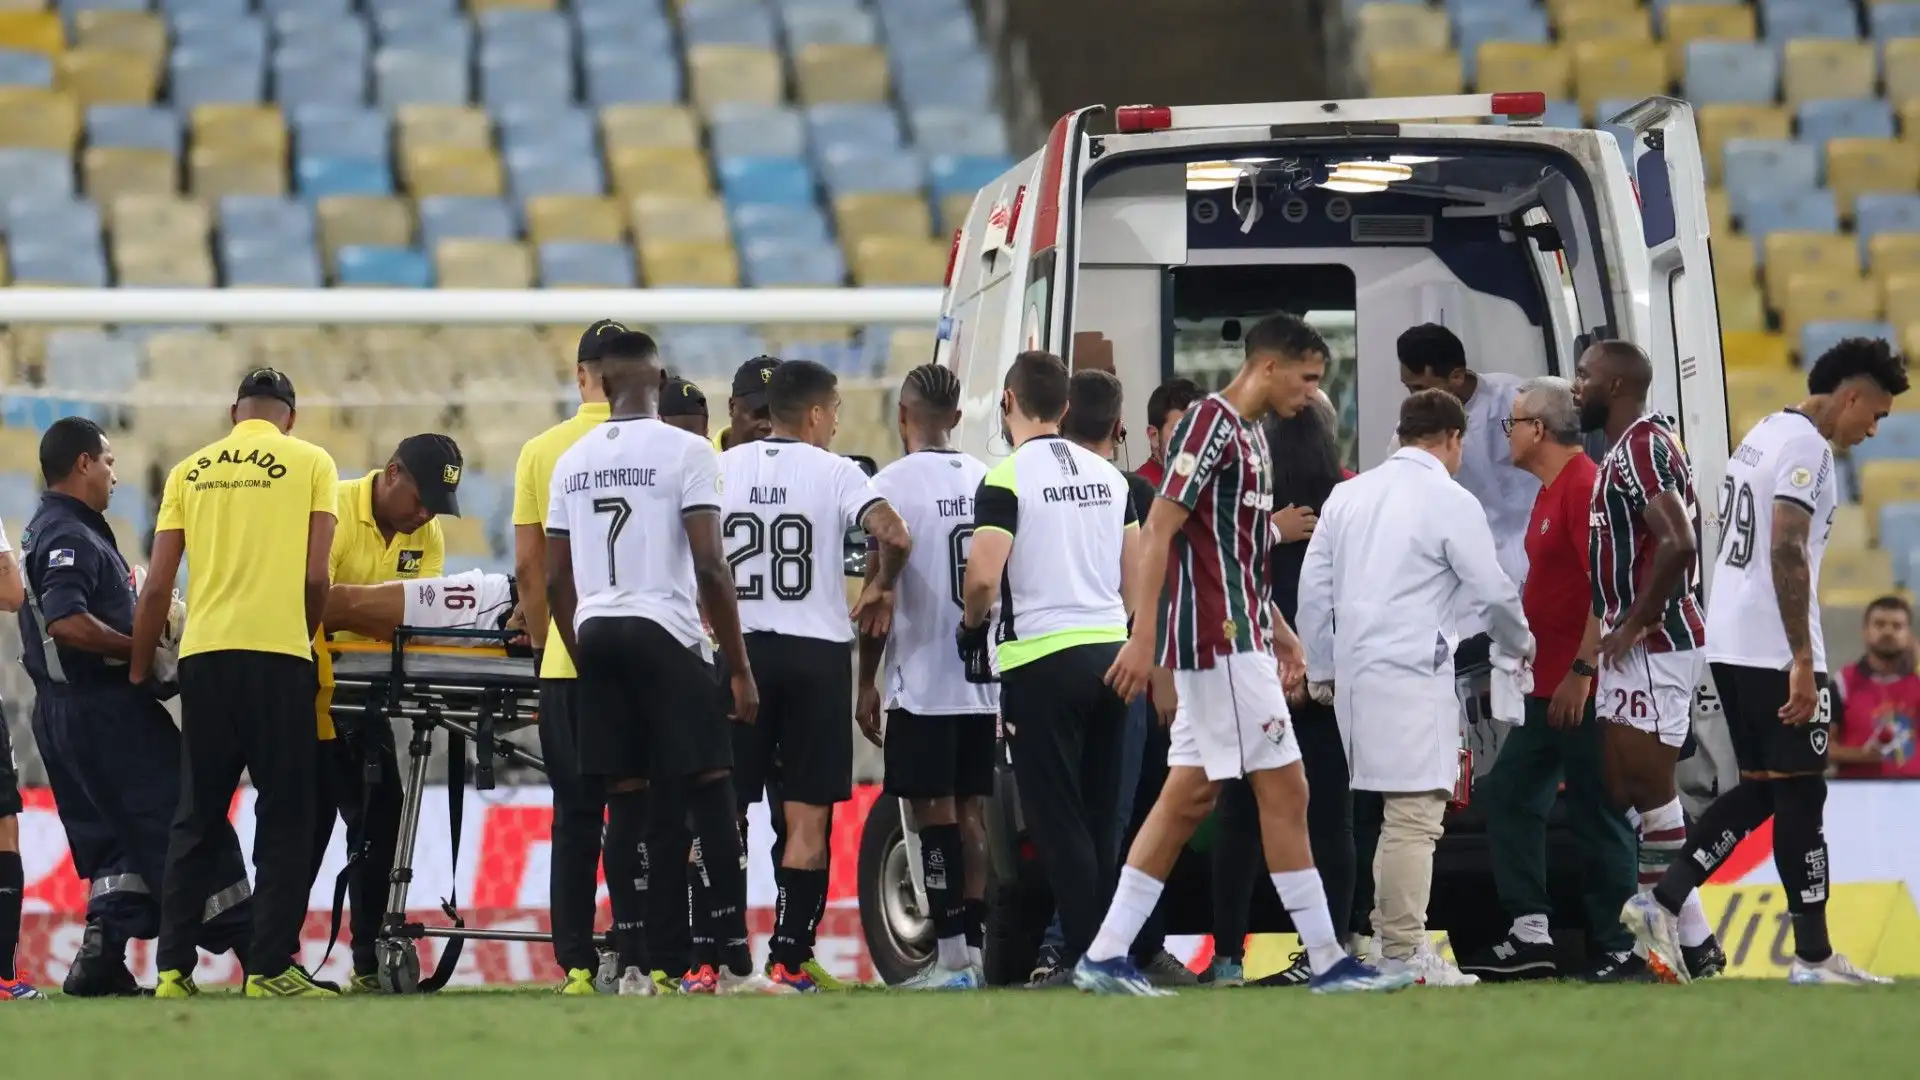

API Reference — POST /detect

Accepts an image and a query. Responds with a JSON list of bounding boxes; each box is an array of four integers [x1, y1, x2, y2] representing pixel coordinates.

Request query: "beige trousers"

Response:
[[1370, 789, 1451, 961]]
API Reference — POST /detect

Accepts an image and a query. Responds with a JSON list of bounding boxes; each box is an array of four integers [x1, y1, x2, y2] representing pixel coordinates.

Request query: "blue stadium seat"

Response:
[[498, 105, 597, 157], [1854, 414, 1920, 465], [1880, 504, 1920, 579], [376, 14, 472, 55], [657, 325, 767, 378], [719, 157, 818, 207], [335, 244, 431, 286], [6, 197, 101, 248], [292, 105, 389, 162], [742, 237, 846, 286], [366, 0, 457, 17], [1456, 8, 1551, 80], [1446, 0, 1535, 18], [1856, 194, 1920, 256], [0, 48, 53, 89], [878, 2, 976, 44], [1723, 138, 1821, 212], [296, 156, 394, 198], [478, 8, 574, 53], [906, 106, 1007, 155], [1870, 3, 1920, 42], [271, 12, 369, 56], [681, 0, 778, 46], [711, 105, 808, 160], [821, 147, 924, 194], [87, 106, 182, 155], [1797, 99, 1897, 148], [261, 0, 349, 18], [928, 154, 1013, 200], [730, 201, 832, 243], [374, 48, 471, 107], [582, 47, 681, 105], [1684, 41, 1780, 104], [170, 48, 267, 108], [273, 49, 370, 108], [1741, 189, 1840, 241], [1763, 4, 1864, 43], [418, 195, 517, 247], [480, 49, 574, 111], [507, 153, 606, 198], [1534, 99, 1585, 129], [219, 195, 316, 243], [1803, 321, 1894, 365], [174, 15, 268, 60], [808, 103, 902, 156], [44, 331, 139, 394], [224, 246, 326, 287], [895, 49, 992, 109], [161, 0, 248, 19], [11, 242, 109, 287], [538, 241, 637, 287], [573, 3, 674, 45], [0, 149, 74, 202], [783, 5, 878, 46]]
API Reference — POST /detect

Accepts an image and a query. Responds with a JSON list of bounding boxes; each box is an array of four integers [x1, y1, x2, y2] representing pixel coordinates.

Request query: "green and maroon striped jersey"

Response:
[[1589, 413, 1707, 653], [1155, 394, 1275, 670]]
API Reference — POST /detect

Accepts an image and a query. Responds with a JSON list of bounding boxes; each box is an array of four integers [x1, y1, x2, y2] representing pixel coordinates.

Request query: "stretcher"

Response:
[[328, 626, 599, 993]]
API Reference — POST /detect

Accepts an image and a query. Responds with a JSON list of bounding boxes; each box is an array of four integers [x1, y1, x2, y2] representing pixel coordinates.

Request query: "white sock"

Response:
[[1087, 865, 1164, 963], [1271, 869, 1346, 975], [937, 935, 970, 970], [969, 945, 983, 971], [1510, 913, 1552, 946], [1678, 890, 1711, 948], [1625, 807, 1643, 831]]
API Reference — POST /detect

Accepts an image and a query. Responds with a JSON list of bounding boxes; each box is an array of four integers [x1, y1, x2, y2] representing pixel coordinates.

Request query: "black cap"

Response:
[[731, 355, 781, 409], [237, 367, 295, 409], [394, 433, 464, 518], [578, 319, 630, 364], [661, 377, 708, 417]]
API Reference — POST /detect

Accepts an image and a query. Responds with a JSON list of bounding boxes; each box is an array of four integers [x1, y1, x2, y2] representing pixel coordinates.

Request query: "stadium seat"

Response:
[[7, 194, 101, 247], [526, 194, 624, 244], [505, 151, 605, 197], [893, 48, 991, 109], [219, 194, 315, 244], [336, 243, 431, 287], [928, 153, 1008, 200], [851, 234, 946, 285], [681, 0, 777, 47], [742, 236, 845, 286], [1802, 320, 1896, 364], [1862, 462, 1920, 539], [296, 156, 393, 198], [1558, 3, 1652, 45], [1887, 38, 1920, 107], [1662, 3, 1756, 71], [1857, 193, 1920, 258], [537, 240, 636, 286], [783, 4, 878, 47], [374, 47, 469, 107], [821, 147, 923, 195], [86, 103, 178, 153], [600, 103, 700, 150], [223, 245, 324, 287], [114, 243, 218, 287], [1720, 330, 1792, 370], [607, 145, 712, 197], [687, 44, 782, 112], [0, 12, 65, 57], [1698, 103, 1791, 181], [293, 105, 389, 162], [498, 104, 596, 157], [1743, 189, 1840, 243], [73, 10, 166, 57], [711, 104, 807, 160], [906, 106, 1007, 156], [417, 194, 516, 246], [1684, 41, 1779, 104], [316, 194, 414, 263], [1574, 40, 1668, 118], [0, 146, 71, 200], [808, 102, 902, 157], [719, 156, 817, 207], [1365, 48, 1464, 97], [1782, 39, 1877, 106], [191, 144, 287, 199], [1871, 231, 1920, 282], [638, 238, 739, 286], [1828, 139, 1920, 216], [628, 193, 730, 242], [1763, 230, 1859, 301], [82, 146, 175, 200], [168, 48, 266, 109], [1353, 2, 1451, 58], [59, 46, 161, 106], [581, 45, 682, 105], [192, 103, 287, 158], [434, 238, 532, 287], [1783, 272, 1881, 341], [405, 145, 504, 197], [0, 86, 78, 149], [1823, 547, 1898, 599], [731, 201, 831, 243], [1885, 272, 1920, 331], [833, 191, 931, 243], [1724, 139, 1821, 212], [1474, 42, 1571, 98], [1800, 98, 1898, 148], [272, 49, 369, 108]]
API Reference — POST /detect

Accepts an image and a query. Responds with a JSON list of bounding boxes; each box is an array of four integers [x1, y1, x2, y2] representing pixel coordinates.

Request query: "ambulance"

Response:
[[857, 93, 1735, 984]]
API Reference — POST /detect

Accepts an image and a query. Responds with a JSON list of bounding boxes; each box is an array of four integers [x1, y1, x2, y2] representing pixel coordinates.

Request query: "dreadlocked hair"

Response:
[[903, 363, 962, 410]]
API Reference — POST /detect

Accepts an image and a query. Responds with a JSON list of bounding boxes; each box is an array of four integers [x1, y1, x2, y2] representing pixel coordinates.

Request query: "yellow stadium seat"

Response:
[[1887, 39, 1920, 106], [1545, 0, 1636, 17], [1661, 3, 1755, 71], [1906, 323, 1920, 368], [0, 86, 77, 150], [629, 194, 730, 242], [1782, 272, 1881, 343], [1902, 100, 1920, 142], [113, 243, 216, 287], [434, 239, 532, 287], [599, 103, 700, 150], [439, 515, 492, 558], [834, 192, 933, 245], [1707, 186, 1733, 237], [1827, 138, 1920, 216], [638, 238, 739, 286], [73, 10, 164, 56], [1821, 548, 1897, 599], [1573, 41, 1668, 120], [1762, 231, 1859, 310], [1782, 39, 1876, 107], [108, 194, 209, 246], [143, 330, 244, 388], [1697, 104, 1790, 183], [1859, 460, 1920, 539], [607, 145, 711, 197], [1474, 42, 1571, 98], [316, 196, 413, 264], [853, 235, 948, 285], [1354, 3, 1451, 57], [1366, 49, 1463, 97], [1870, 232, 1920, 283], [687, 45, 783, 112], [1558, 3, 1653, 44], [939, 193, 973, 233], [794, 43, 889, 105], [82, 147, 175, 200], [1719, 330, 1790, 370], [189, 145, 287, 200], [191, 104, 286, 159], [1883, 272, 1920, 330], [58, 47, 157, 105], [1830, 503, 1870, 554], [396, 104, 493, 155], [525, 195, 624, 243], [887, 327, 936, 375], [404, 145, 503, 197], [1823, 586, 1914, 611], [1717, 279, 1767, 332], [0, 11, 62, 55], [1711, 233, 1756, 292]]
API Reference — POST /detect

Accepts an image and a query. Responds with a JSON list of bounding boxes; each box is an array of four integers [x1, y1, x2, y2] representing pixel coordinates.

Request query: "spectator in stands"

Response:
[[1832, 595, 1920, 779]]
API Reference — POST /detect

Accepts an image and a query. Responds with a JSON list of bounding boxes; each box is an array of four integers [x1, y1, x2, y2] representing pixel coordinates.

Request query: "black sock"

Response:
[[603, 788, 651, 974], [0, 852, 20, 981], [688, 837, 717, 967], [689, 777, 752, 976], [1771, 776, 1833, 963], [963, 899, 985, 951], [919, 823, 964, 945], [644, 788, 693, 978], [772, 867, 828, 969], [1653, 782, 1774, 916]]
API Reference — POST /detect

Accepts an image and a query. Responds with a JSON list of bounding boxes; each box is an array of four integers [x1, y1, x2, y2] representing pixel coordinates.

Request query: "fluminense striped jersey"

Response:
[[1156, 394, 1275, 670], [1589, 413, 1707, 654]]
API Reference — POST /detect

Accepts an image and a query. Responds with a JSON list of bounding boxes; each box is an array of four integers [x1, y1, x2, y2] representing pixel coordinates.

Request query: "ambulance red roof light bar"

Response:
[[1112, 92, 1548, 132]]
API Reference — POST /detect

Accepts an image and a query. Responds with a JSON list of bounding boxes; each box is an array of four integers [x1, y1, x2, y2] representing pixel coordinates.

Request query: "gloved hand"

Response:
[[956, 619, 997, 684], [1308, 680, 1335, 706], [152, 591, 186, 687]]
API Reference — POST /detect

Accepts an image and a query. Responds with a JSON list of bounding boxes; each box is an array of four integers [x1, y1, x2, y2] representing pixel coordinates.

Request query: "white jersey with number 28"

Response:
[[1706, 409, 1835, 673], [720, 437, 883, 643], [545, 417, 719, 650], [871, 449, 998, 715]]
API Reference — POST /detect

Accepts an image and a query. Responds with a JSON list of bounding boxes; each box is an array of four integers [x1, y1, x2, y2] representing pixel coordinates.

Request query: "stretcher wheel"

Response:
[[377, 940, 421, 995]]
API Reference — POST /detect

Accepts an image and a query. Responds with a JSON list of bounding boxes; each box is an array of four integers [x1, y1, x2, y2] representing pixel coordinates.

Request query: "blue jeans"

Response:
[[1043, 692, 1152, 952]]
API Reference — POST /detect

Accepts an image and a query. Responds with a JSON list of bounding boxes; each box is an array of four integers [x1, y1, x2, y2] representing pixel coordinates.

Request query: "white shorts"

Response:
[[1596, 645, 1701, 749], [1167, 651, 1301, 781], [402, 570, 516, 643]]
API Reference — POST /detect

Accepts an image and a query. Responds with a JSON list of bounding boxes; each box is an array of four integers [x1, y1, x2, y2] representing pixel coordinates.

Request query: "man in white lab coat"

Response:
[[1298, 388, 1534, 986]]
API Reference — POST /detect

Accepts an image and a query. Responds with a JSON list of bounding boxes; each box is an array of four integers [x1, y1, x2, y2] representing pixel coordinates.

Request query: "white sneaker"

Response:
[[1401, 946, 1479, 987], [717, 969, 783, 995], [1619, 892, 1690, 984], [901, 961, 980, 991], [1788, 953, 1894, 986], [616, 967, 658, 996]]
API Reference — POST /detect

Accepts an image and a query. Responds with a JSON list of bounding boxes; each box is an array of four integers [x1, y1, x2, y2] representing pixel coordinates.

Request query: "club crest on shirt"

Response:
[[1222, 617, 1236, 640], [1790, 467, 1813, 489], [1811, 728, 1829, 755], [606, 426, 619, 440], [397, 550, 423, 575], [48, 549, 74, 568], [1172, 452, 1198, 477], [1262, 715, 1288, 745]]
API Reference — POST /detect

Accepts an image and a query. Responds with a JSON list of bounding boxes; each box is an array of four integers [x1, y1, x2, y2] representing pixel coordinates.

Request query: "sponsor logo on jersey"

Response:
[[1790, 467, 1813, 489], [442, 464, 461, 485], [397, 550, 423, 575], [417, 584, 435, 606], [1172, 452, 1198, 477]]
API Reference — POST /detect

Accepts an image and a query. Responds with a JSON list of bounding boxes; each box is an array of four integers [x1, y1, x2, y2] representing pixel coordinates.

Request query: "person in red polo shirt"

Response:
[[1832, 595, 1920, 779], [1457, 376, 1640, 983]]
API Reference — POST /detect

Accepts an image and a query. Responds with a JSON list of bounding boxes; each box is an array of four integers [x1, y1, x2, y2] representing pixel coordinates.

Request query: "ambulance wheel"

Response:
[[376, 940, 421, 995]]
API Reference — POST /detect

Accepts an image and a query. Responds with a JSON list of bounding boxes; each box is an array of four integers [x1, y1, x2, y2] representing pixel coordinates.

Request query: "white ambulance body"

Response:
[[934, 92, 1732, 571]]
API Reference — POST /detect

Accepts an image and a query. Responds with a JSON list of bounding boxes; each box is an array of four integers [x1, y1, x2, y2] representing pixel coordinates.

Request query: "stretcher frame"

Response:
[[328, 626, 609, 993]]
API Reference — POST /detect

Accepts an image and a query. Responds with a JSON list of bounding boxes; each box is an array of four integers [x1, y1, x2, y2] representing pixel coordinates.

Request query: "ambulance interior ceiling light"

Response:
[[1185, 159, 1277, 190], [1319, 178, 1390, 194]]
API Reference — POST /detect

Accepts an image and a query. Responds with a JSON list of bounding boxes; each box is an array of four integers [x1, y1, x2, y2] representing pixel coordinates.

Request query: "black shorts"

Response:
[[574, 617, 732, 782], [736, 632, 853, 807], [0, 709, 19, 817], [1710, 662, 1834, 775], [883, 709, 996, 800]]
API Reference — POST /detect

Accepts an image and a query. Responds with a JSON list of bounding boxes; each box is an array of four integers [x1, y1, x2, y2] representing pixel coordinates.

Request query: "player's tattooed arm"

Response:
[[1770, 499, 1814, 661], [859, 502, 912, 590]]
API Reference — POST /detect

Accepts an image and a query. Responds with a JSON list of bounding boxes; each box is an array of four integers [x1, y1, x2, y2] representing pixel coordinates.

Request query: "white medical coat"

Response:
[[1297, 447, 1532, 794]]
